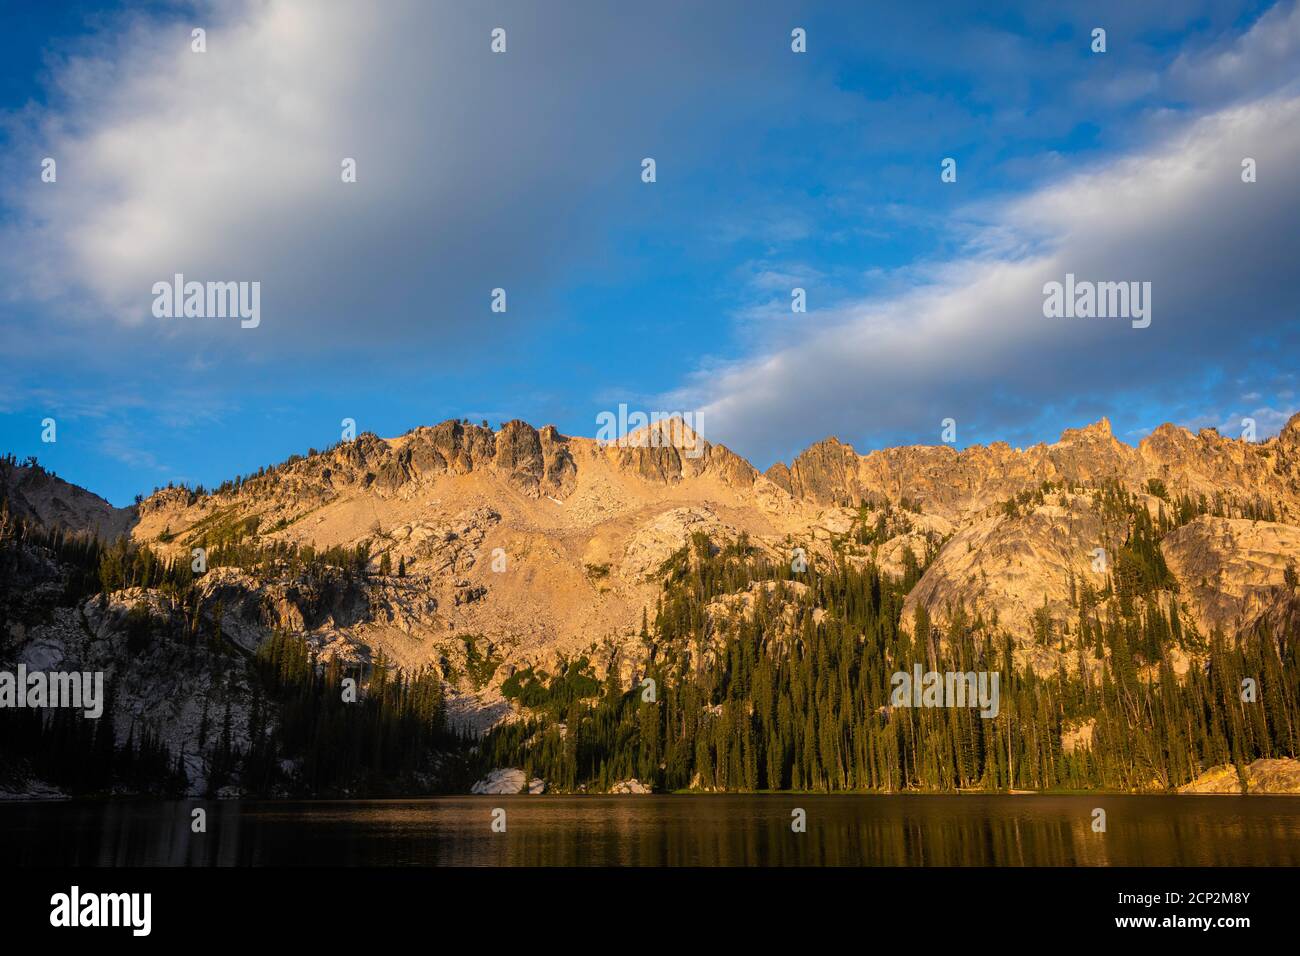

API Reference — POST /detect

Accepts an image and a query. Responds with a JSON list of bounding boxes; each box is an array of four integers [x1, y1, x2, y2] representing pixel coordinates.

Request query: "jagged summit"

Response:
[[616, 414, 704, 450], [762, 414, 1299, 521], [13, 410, 1297, 540], [1283, 410, 1300, 439], [1057, 417, 1114, 443], [0, 456, 132, 540], [7, 407, 1300, 752]]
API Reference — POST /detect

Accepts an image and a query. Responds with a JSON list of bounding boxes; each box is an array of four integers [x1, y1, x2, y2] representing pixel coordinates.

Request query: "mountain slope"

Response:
[[7, 413, 1300, 739], [767, 415, 1300, 523], [0, 456, 134, 540]]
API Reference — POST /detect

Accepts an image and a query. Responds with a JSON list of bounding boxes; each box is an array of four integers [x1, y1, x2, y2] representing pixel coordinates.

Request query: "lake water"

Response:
[[3, 794, 1299, 866]]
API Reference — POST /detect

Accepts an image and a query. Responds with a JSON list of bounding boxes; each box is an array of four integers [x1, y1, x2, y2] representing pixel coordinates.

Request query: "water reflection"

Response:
[[3, 795, 1298, 866]]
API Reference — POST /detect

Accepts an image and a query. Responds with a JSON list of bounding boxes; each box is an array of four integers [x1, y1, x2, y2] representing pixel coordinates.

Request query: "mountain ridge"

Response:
[[8, 413, 1300, 674], [5, 411, 1300, 795]]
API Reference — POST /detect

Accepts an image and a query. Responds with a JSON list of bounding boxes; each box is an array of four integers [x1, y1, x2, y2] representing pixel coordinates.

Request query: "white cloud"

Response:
[[1168, 0, 1300, 105], [0, 0, 788, 362], [671, 88, 1300, 463]]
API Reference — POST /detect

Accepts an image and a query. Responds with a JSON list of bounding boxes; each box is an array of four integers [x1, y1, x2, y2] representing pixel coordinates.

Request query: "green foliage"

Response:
[[96, 536, 194, 596], [462, 635, 502, 691], [500, 657, 602, 720], [480, 529, 1300, 794], [6, 465, 1298, 799], [253, 631, 459, 795], [184, 508, 260, 549]]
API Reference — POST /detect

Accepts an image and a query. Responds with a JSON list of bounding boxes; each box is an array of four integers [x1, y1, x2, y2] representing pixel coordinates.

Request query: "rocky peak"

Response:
[[1141, 421, 1192, 444], [1057, 418, 1113, 443], [0, 457, 133, 539], [767, 437, 861, 505], [1280, 411, 1300, 444], [621, 415, 706, 454], [763, 413, 1300, 524], [597, 415, 760, 490], [375, 418, 574, 499]]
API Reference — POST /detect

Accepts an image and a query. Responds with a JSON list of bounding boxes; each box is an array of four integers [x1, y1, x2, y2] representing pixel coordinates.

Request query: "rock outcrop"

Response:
[[1178, 758, 1300, 794], [0, 458, 133, 539], [1161, 517, 1300, 638], [9, 411, 1300, 731], [470, 768, 545, 794], [769, 413, 1300, 525]]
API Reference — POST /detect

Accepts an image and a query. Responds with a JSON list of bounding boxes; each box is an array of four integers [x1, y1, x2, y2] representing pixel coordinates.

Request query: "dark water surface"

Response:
[[3, 795, 1299, 866]]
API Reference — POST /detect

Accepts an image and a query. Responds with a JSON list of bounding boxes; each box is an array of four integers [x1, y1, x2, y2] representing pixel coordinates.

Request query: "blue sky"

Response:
[[1, 0, 1298, 506]]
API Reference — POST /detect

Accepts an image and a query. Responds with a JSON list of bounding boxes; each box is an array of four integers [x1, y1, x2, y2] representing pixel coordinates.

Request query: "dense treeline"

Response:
[[1001, 476, 1279, 525], [482, 508, 1300, 793], [249, 631, 463, 794], [1, 491, 458, 796], [6, 469, 1299, 797], [0, 701, 189, 796]]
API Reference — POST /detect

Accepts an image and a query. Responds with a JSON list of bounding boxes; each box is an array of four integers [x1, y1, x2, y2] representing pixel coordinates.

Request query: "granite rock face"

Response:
[[9, 412, 1300, 762], [1178, 758, 1300, 793], [769, 414, 1300, 525], [470, 768, 545, 794]]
